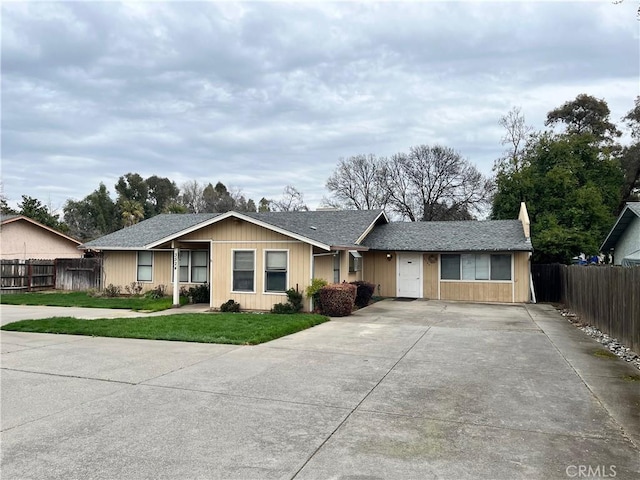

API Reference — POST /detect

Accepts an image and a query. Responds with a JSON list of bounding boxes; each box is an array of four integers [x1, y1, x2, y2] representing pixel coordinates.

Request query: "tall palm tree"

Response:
[[120, 199, 144, 227]]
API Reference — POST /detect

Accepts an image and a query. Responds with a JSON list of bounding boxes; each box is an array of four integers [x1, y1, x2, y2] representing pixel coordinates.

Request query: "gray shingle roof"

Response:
[[82, 213, 220, 249], [361, 219, 533, 252], [82, 210, 386, 250], [243, 210, 386, 248]]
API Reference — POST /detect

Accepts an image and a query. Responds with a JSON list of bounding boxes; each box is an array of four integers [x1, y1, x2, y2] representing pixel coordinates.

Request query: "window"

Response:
[[174, 250, 208, 283], [441, 254, 460, 280], [333, 252, 340, 283], [490, 254, 511, 280], [265, 251, 287, 292], [179, 251, 189, 282], [348, 251, 362, 273], [191, 251, 208, 283], [137, 251, 153, 282], [233, 250, 255, 292], [441, 253, 511, 281]]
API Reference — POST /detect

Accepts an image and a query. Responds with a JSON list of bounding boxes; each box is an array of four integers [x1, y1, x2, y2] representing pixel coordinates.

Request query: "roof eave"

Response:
[[600, 206, 638, 251]]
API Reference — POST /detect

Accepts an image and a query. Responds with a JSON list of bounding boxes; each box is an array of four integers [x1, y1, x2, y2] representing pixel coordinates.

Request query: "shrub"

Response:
[[319, 283, 357, 317], [220, 299, 240, 312], [145, 284, 167, 299], [350, 281, 376, 308], [103, 284, 121, 298], [271, 288, 304, 314], [189, 283, 210, 304], [124, 282, 143, 296], [305, 278, 328, 312]]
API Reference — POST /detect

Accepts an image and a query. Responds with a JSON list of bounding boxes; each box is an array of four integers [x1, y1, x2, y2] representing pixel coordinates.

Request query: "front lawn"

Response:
[[0, 291, 187, 312], [0, 313, 329, 345]]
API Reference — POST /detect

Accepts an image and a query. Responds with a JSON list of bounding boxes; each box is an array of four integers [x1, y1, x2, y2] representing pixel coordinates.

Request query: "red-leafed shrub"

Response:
[[350, 281, 375, 308], [319, 283, 357, 317]]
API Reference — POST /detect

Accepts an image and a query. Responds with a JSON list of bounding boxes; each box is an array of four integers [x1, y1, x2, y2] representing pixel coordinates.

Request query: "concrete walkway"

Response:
[[1, 300, 638, 479]]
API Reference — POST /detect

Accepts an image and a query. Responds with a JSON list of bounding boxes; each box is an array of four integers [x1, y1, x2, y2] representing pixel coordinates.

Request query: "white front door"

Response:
[[397, 253, 422, 298]]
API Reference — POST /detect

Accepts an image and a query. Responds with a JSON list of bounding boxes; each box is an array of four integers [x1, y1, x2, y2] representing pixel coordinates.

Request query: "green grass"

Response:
[[0, 313, 329, 345], [593, 349, 618, 359], [0, 291, 187, 312]]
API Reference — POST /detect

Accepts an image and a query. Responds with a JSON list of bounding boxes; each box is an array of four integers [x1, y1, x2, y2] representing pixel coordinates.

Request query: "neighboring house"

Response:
[[81, 204, 533, 310], [600, 202, 640, 266], [0, 215, 82, 260]]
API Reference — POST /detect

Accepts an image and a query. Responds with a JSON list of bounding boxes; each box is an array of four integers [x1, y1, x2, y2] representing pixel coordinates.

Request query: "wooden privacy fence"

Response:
[[560, 265, 639, 353], [55, 258, 102, 291], [1, 258, 102, 293], [532, 263, 564, 302], [1, 260, 55, 292]]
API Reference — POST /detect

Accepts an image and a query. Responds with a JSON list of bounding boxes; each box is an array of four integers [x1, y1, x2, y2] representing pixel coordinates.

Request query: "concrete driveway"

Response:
[[1, 300, 638, 479]]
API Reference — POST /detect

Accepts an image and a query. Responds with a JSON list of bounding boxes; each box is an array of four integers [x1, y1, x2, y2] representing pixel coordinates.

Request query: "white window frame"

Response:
[[232, 249, 256, 293], [172, 250, 209, 284], [440, 253, 513, 282], [137, 251, 153, 283], [264, 250, 289, 294]]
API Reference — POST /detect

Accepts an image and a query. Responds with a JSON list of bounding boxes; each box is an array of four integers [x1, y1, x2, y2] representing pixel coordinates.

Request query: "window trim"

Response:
[[440, 253, 513, 282], [137, 251, 153, 283], [264, 249, 289, 294], [232, 249, 256, 293]]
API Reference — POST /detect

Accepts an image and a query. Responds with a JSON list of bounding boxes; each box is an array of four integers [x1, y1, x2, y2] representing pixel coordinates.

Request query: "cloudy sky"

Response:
[[2, 1, 638, 213]]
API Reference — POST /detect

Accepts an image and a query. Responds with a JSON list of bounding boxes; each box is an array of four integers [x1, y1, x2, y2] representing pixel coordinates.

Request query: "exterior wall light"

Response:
[[386, 253, 393, 261]]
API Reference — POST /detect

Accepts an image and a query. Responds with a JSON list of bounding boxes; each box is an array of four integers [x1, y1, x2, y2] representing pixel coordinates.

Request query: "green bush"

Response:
[[350, 281, 376, 308], [319, 283, 357, 317], [305, 278, 328, 312], [145, 284, 167, 299], [189, 283, 210, 304], [220, 299, 240, 312], [271, 288, 304, 314]]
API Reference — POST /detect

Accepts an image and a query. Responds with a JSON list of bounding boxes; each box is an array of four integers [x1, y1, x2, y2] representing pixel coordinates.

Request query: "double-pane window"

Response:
[[265, 251, 287, 292], [233, 251, 255, 292], [137, 251, 153, 282]]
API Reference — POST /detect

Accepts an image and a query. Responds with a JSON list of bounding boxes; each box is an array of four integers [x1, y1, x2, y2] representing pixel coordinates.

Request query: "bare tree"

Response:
[[325, 154, 389, 210], [494, 106, 534, 174], [271, 185, 309, 212], [179, 180, 205, 213], [383, 145, 492, 221]]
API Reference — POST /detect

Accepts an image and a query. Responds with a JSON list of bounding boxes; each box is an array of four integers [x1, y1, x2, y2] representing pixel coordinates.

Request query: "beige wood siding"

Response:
[[102, 251, 175, 292], [313, 254, 334, 283], [440, 281, 513, 303], [182, 218, 295, 242], [362, 251, 396, 297], [211, 241, 311, 311], [438, 252, 530, 303], [1, 221, 82, 260], [513, 251, 531, 302], [422, 254, 439, 299]]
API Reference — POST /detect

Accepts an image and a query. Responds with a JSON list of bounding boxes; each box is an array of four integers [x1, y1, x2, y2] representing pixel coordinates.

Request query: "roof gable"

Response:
[[600, 202, 640, 252], [362, 219, 533, 252], [1, 215, 81, 246]]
